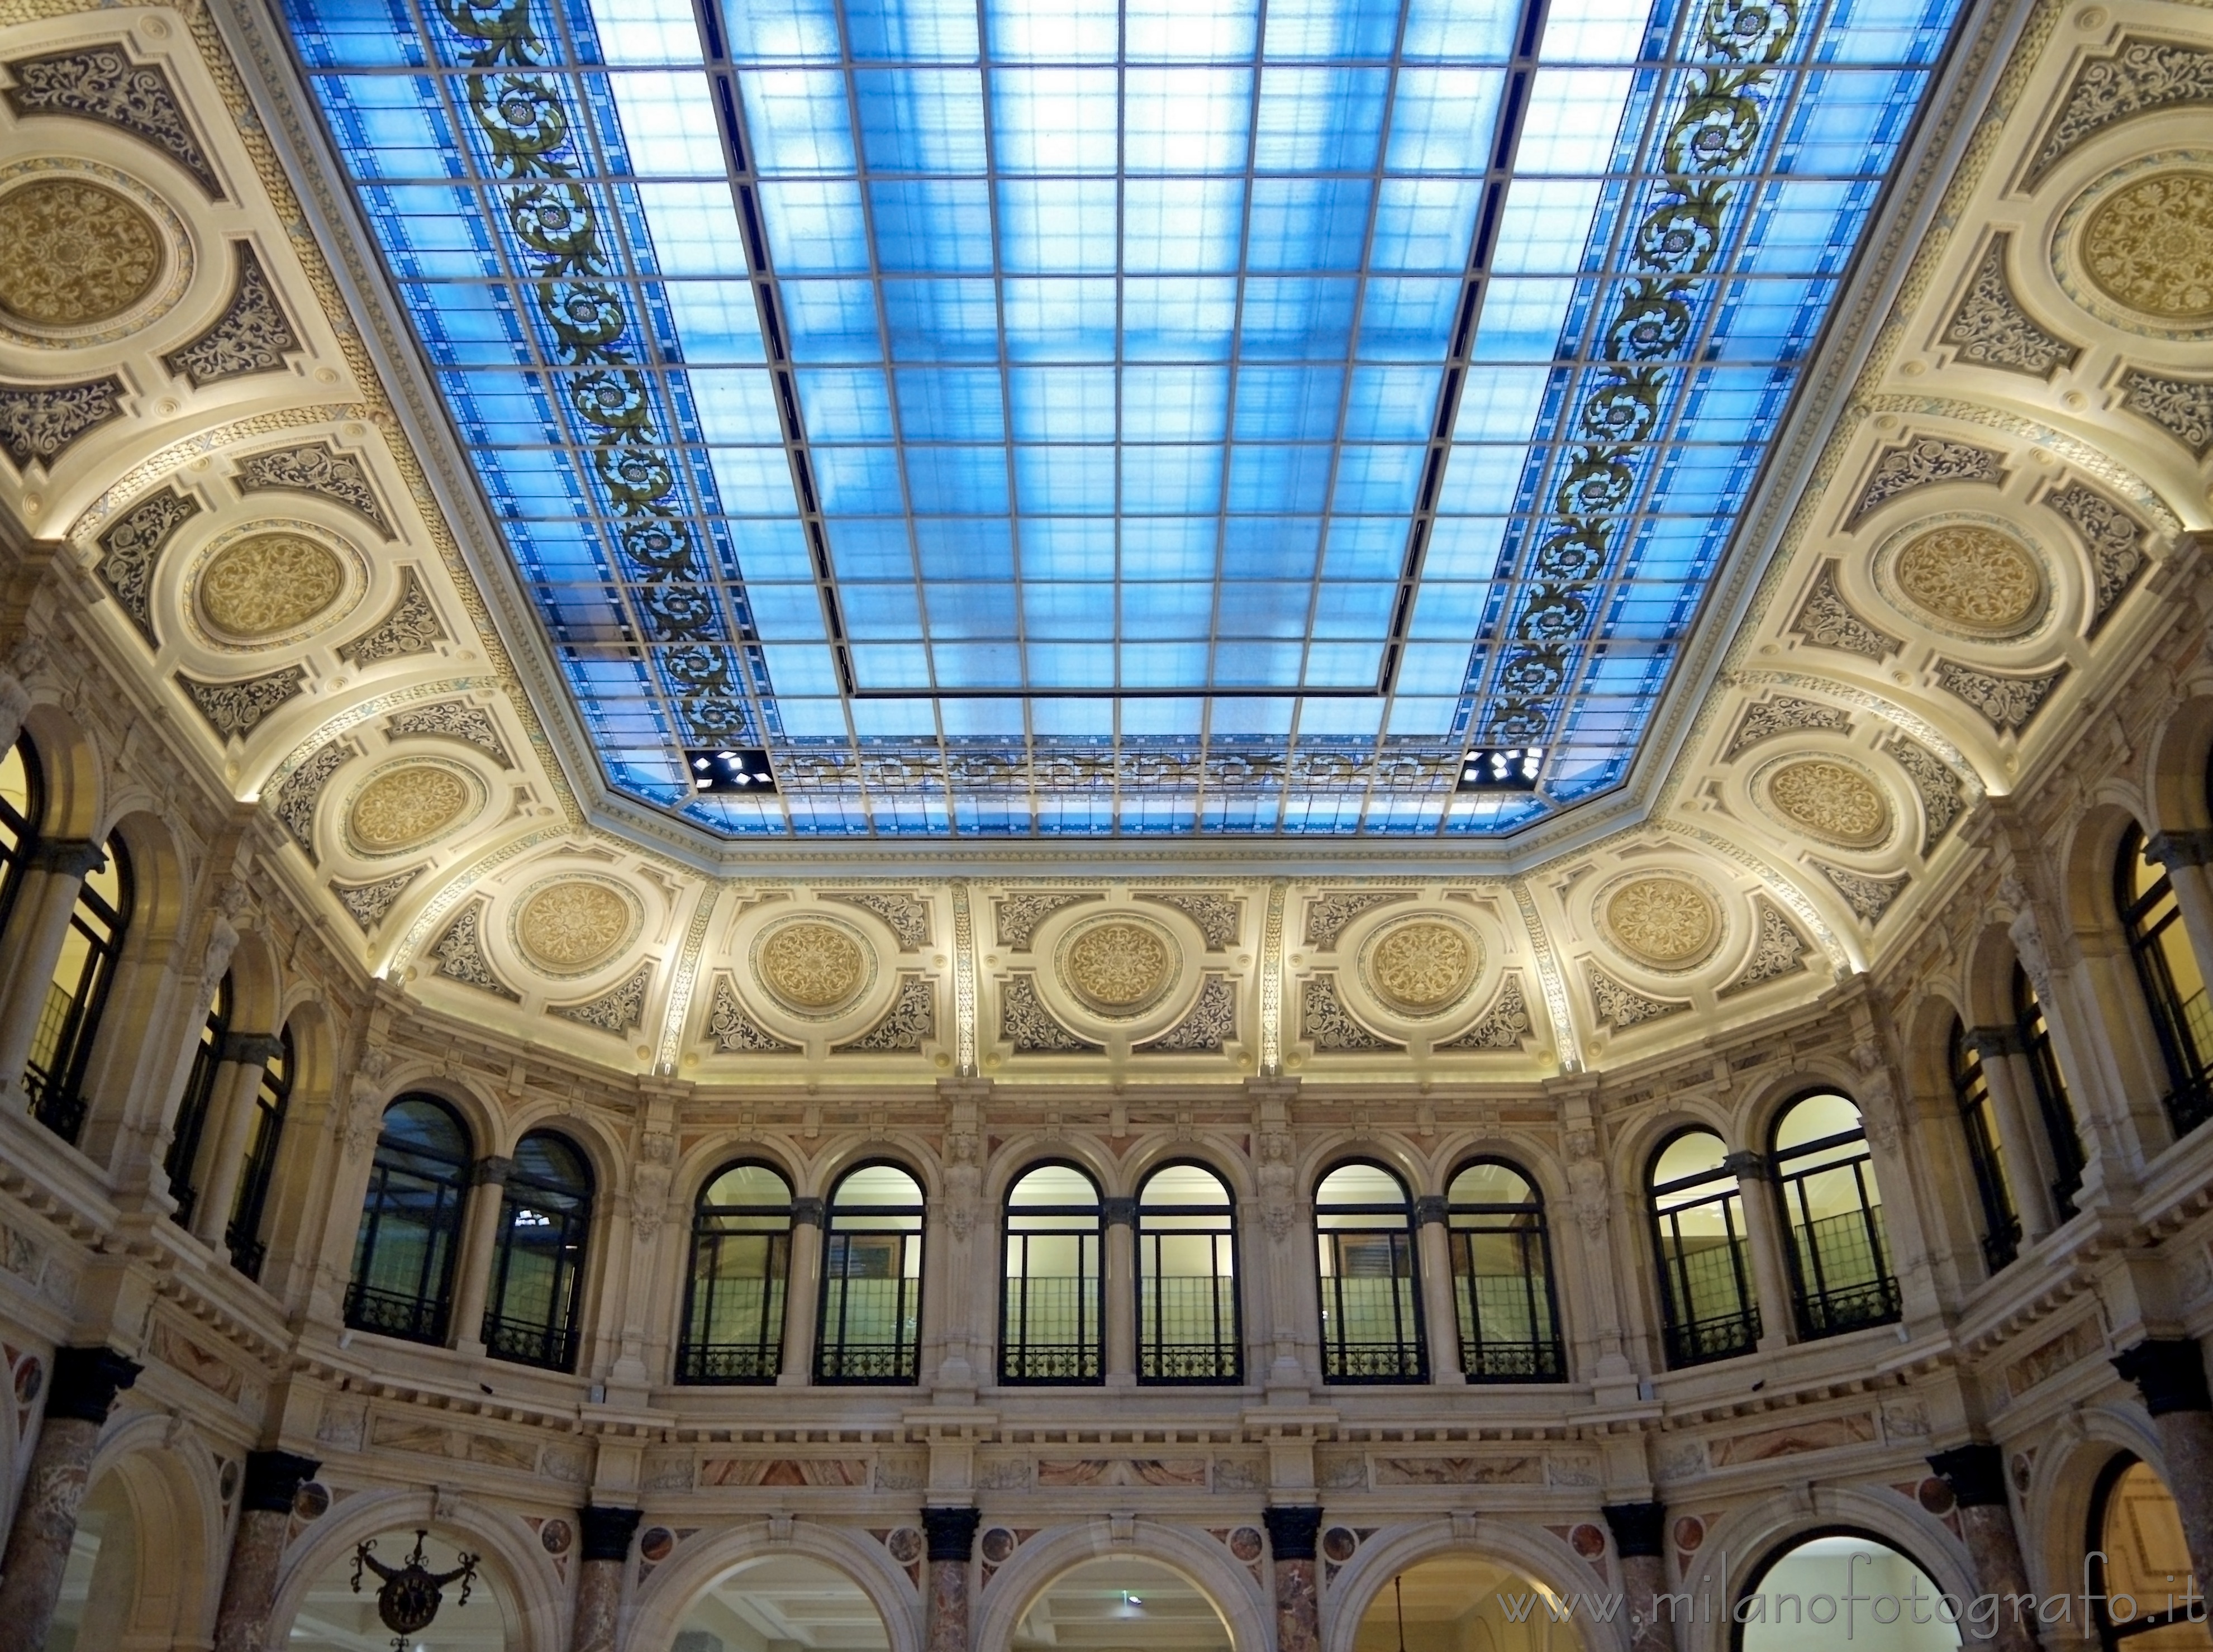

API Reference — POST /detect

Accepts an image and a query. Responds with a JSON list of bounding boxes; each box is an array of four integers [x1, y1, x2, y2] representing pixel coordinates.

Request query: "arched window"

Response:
[[1314, 1161, 1425, 1383], [1770, 1091, 1899, 1337], [816, 1163, 924, 1384], [164, 971, 230, 1229], [1001, 1162, 1103, 1384], [225, 1022, 293, 1280], [483, 1131, 594, 1371], [0, 736, 44, 945], [1446, 1159, 1564, 1381], [1136, 1161, 1240, 1384], [2014, 963, 2087, 1219], [1948, 1018, 2019, 1274], [26, 836, 131, 1144], [2088, 1454, 2211, 1651], [346, 1096, 473, 1344], [1648, 1129, 1759, 1367], [2118, 824, 2213, 1135], [678, 1161, 794, 1383]]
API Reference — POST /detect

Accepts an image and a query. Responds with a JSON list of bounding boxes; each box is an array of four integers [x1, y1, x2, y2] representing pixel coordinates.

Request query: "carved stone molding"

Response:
[[2026, 36, 2213, 189], [385, 699, 511, 765], [160, 244, 299, 388], [1723, 694, 1850, 759], [552, 962, 653, 1036], [337, 568, 446, 666], [1137, 890, 1243, 950], [329, 868, 418, 933], [272, 738, 349, 852], [1302, 890, 1412, 950], [1300, 975, 1396, 1052], [1720, 900, 1811, 995], [1939, 235, 2079, 378], [1846, 436, 2006, 529], [1790, 563, 1902, 659], [1, 45, 223, 198], [0, 373, 125, 466], [1141, 974, 1237, 1054], [706, 974, 796, 1054], [835, 975, 935, 1054], [1934, 660, 2066, 731], [176, 664, 306, 740], [999, 974, 1096, 1054], [1587, 965, 1686, 1031], [992, 891, 1095, 951], [1814, 861, 1910, 926], [821, 890, 931, 949], [2117, 366, 2213, 459], [429, 902, 518, 1000], [2041, 482, 2148, 630], [1438, 973, 1534, 1051], [95, 487, 200, 646], [1885, 735, 1963, 855], [231, 441, 396, 535]]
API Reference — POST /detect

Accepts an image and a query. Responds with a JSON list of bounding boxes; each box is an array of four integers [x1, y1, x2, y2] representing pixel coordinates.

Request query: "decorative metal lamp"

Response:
[[351, 1529, 481, 1651]]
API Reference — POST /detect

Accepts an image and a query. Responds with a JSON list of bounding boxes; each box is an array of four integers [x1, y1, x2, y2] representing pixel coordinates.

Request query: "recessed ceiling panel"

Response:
[[285, 0, 1964, 836]]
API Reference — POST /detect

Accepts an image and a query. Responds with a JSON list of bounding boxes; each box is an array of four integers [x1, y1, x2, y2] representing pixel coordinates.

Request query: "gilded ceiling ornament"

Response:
[[992, 891, 1096, 951], [430, 902, 517, 1000], [1891, 524, 2045, 635], [337, 568, 447, 667], [1720, 901, 1811, 994], [95, 487, 201, 648], [2117, 366, 2213, 460], [1723, 694, 1850, 759], [2042, 483, 2148, 629], [1934, 660, 2066, 731], [551, 961, 653, 1035], [385, 699, 512, 765], [1302, 889, 1413, 949], [329, 868, 418, 933], [2026, 36, 2213, 190], [175, 665, 306, 741], [1885, 736, 1963, 856], [1058, 917, 1180, 1018], [1789, 563, 1901, 659], [1602, 877, 1722, 969], [822, 890, 932, 949], [1000, 974, 1097, 1054], [1141, 975, 1238, 1054], [1301, 976, 1396, 1053], [1815, 860, 1909, 926], [1588, 965, 1686, 1030], [1359, 917, 1480, 1016], [0, 179, 161, 330], [347, 763, 475, 854], [194, 531, 347, 640], [755, 918, 872, 1016], [514, 880, 635, 975], [835, 975, 936, 1054], [1763, 759, 1893, 849], [1846, 437, 2005, 529], [1138, 891, 1243, 950], [1438, 974, 1535, 1051], [160, 245, 300, 388], [2081, 169, 2213, 321], [706, 975, 796, 1054], [272, 739, 350, 853], [0, 374, 125, 466], [1, 47, 223, 198], [232, 441, 396, 536], [1938, 235, 2079, 379]]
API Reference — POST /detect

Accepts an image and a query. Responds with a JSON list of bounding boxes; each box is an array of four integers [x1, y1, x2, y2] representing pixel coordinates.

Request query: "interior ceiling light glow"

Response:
[[286, 0, 1968, 837]]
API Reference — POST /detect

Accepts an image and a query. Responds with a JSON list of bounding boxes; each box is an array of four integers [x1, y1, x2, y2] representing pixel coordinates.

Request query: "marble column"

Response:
[[1964, 1027, 2057, 1244], [1263, 1506, 1322, 1652], [1602, 1501, 1675, 1652], [449, 1155, 513, 1354], [0, 1346, 140, 1652], [0, 841, 103, 1116], [573, 1505, 641, 1652], [211, 1449, 320, 1652], [922, 1506, 981, 1652], [779, 1198, 824, 1386], [2115, 1339, 2213, 1589], [1104, 1197, 1137, 1385], [1722, 1151, 1796, 1349], [1927, 1444, 2038, 1652], [1413, 1197, 1463, 1383]]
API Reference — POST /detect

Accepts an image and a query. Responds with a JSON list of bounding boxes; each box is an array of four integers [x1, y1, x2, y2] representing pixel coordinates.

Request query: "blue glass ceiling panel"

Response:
[[287, 0, 1965, 837]]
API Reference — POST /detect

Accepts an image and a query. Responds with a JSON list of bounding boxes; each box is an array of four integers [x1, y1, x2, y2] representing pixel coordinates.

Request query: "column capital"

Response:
[[791, 1197, 826, 1227], [921, 1506, 982, 1563], [1926, 1444, 2009, 1507], [2114, 1338, 2213, 1415], [1964, 1026, 2024, 1061], [1413, 1195, 1449, 1226], [2148, 830, 2213, 870], [26, 839, 103, 878], [579, 1505, 643, 1562], [218, 1032, 285, 1068], [1721, 1149, 1771, 1183], [472, 1155, 515, 1189], [1102, 1197, 1137, 1227], [240, 1450, 321, 1513], [44, 1346, 141, 1424], [1601, 1501, 1667, 1557], [1262, 1505, 1324, 1560]]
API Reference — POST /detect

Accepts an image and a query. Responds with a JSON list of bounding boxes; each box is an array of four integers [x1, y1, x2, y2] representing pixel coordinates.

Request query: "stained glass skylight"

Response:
[[285, 0, 1965, 836]]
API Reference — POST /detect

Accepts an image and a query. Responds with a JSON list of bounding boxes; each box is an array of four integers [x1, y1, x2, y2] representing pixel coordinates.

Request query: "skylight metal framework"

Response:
[[288, 0, 1964, 836]]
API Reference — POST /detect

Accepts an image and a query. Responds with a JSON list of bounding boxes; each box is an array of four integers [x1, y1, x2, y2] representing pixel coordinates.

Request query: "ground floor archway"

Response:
[[671, 1551, 894, 1652], [1349, 1554, 1591, 1652], [1734, 1531, 1962, 1652], [287, 1526, 517, 1650], [1008, 1555, 1234, 1652]]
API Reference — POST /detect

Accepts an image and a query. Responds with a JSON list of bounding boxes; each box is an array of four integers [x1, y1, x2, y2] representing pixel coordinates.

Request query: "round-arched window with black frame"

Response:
[[1648, 1127, 1760, 1368], [1001, 1161, 1104, 1384], [1136, 1160, 1240, 1385], [677, 1160, 794, 1384], [816, 1161, 924, 1385], [1730, 1526, 1963, 1652], [1446, 1158, 1564, 1382], [163, 970, 231, 1230], [2117, 823, 2213, 1136], [1768, 1091, 1900, 1339], [483, 1130, 594, 1372], [346, 1095, 474, 1345], [26, 834, 131, 1144], [1313, 1160, 1425, 1383], [0, 735, 44, 945], [2088, 1452, 2211, 1650], [1947, 1017, 2020, 1276], [2014, 961, 2087, 1221], [224, 1021, 294, 1281]]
